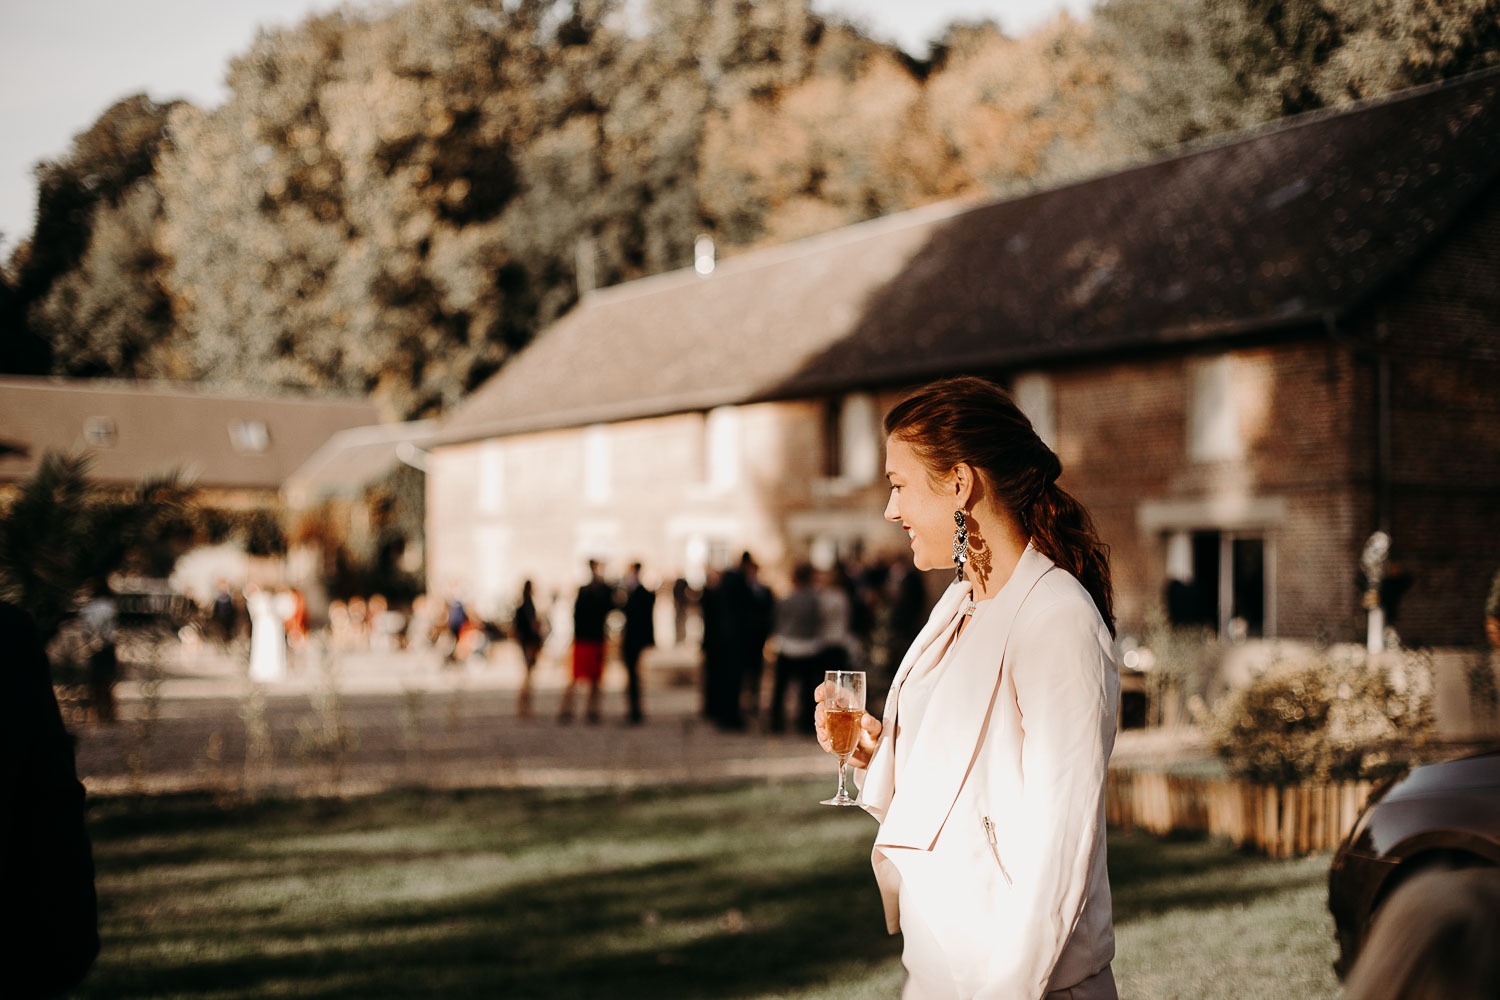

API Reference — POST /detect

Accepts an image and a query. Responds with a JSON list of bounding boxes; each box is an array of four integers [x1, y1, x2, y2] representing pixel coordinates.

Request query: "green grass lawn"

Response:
[[77, 782, 1341, 999]]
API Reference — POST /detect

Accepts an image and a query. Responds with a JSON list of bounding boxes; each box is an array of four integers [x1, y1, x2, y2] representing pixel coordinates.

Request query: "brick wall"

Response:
[[1366, 184, 1500, 647], [1050, 341, 1364, 643]]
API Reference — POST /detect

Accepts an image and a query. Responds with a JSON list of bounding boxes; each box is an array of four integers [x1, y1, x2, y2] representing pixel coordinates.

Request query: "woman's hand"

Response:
[[813, 680, 882, 769]]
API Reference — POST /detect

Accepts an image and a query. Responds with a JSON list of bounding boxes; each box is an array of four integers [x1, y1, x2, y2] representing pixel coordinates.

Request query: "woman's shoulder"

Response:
[[1015, 564, 1107, 637]]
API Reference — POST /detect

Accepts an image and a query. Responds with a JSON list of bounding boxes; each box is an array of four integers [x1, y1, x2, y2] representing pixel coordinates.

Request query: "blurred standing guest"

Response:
[[699, 570, 723, 721], [1, 601, 100, 999], [560, 561, 612, 724], [79, 577, 119, 723], [742, 555, 775, 724], [703, 553, 765, 730], [672, 575, 693, 647], [769, 563, 823, 734], [1342, 868, 1500, 1000], [620, 563, 656, 725], [327, 599, 353, 649], [210, 578, 239, 645], [246, 584, 287, 683], [278, 587, 308, 654], [513, 580, 545, 719], [366, 594, 397, 651], [443, 590, 467, 662], [346, 595, 370, 650], [406, 594, 437, 650], [841, 558, 876, 666], [883, 557, 930, 706], [455, 609, 491, 663], [816, 566, 855, 677], [367, 594, 389, 649]]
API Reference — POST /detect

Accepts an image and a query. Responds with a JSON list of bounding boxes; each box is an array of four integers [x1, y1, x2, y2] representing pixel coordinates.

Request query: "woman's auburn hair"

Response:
[[884, 375, 1116, 636]]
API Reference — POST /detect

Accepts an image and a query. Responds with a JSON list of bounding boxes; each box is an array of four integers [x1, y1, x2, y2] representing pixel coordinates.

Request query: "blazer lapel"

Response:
[[873, 545, 1055, 850], [858, 578, 970, 821]]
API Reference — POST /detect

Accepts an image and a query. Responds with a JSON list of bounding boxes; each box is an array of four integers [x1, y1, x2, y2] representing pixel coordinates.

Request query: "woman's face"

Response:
[[884, 436, 959, 573]]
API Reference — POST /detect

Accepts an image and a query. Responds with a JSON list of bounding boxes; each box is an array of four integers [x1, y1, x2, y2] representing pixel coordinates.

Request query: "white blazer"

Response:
[[858, 544, 1119, 999]]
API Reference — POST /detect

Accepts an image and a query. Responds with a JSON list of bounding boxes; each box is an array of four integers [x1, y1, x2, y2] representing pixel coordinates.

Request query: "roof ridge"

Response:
[[582, 195, 986, 309], [0, 375, 378, 408]]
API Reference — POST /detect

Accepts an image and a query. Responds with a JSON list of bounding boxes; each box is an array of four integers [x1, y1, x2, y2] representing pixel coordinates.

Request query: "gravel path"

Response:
[[70, 637, 1208, 798]]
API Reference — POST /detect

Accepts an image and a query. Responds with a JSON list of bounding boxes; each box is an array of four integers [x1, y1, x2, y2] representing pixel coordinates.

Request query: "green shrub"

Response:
[[1206, 646, 1434, 784]]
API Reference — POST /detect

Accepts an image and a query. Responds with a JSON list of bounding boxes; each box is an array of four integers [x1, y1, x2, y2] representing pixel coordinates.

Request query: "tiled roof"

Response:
[[0, 377, 381, 491], [285, 420, 439, 499], [437, 69, 1500, 445]]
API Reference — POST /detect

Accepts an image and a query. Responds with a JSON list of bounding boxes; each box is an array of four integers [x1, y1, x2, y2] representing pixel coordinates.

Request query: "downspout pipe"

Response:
[[1322, 310, 1391, 533]]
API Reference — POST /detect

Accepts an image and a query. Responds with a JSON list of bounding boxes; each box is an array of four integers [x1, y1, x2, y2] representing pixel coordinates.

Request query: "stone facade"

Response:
[[427, 395, 903, 619]]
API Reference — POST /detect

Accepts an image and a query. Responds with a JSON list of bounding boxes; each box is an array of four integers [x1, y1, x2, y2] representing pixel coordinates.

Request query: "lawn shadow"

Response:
[[1108, 829, 1331, 925], [79, 784, 900, 1000]]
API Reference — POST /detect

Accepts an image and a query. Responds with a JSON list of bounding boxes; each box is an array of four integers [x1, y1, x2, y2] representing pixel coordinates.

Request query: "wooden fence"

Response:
[[1106, 769, 1378, 857]]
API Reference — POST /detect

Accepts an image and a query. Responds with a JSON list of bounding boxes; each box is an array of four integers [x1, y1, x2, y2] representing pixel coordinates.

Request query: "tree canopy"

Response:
[[3, 0, 1496, 418]]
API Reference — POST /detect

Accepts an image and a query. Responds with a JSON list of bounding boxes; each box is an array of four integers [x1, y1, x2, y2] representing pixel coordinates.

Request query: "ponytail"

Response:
[[1027, 484, 1115, 638]]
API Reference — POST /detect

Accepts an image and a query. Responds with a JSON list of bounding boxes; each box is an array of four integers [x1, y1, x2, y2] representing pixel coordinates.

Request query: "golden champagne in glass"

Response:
[[820, 670, 865, 806]]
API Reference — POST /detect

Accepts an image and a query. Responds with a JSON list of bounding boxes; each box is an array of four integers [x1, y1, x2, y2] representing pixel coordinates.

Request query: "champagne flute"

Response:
[[820, 670, 866, 807]]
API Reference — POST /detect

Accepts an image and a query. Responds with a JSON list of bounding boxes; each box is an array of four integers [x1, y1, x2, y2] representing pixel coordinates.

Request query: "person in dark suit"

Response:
[[620, 563, 656, 724], [2, 601, 100, 998]]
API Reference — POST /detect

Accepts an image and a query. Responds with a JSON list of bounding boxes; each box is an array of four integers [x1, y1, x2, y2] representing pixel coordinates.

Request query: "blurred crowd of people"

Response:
[[697, 550, 930, 734], [180, 550, 936, 736]]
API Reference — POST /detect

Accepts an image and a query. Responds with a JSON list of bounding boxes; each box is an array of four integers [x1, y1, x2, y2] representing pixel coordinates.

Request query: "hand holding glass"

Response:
[[821, 670, 866, 806]]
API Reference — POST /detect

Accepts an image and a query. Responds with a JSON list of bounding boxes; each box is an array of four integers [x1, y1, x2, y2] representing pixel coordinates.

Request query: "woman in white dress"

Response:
[[817, 377, 1119, 1000], [246, 583, 287, 683]]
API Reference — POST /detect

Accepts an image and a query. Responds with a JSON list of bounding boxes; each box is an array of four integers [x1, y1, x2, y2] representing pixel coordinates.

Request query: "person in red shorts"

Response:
[[559, 560, 614, 724]]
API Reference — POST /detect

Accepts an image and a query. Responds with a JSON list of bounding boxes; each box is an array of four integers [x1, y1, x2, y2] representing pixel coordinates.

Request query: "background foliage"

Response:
[[0, 452, 195, 644], [3, 0, 1498, 418], [1205, 646, 1436, 784]]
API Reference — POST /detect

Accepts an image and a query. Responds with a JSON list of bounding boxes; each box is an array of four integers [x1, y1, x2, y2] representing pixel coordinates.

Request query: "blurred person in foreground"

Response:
[[816, 377, 1119, 1000], [1, 601, 100, 998], [1342, 867, 1500, 1000]]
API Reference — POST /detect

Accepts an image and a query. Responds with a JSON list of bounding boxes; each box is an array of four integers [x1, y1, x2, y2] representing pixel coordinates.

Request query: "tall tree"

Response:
[[4, 95, 180, 376], [1094, 0, 1500, 152]]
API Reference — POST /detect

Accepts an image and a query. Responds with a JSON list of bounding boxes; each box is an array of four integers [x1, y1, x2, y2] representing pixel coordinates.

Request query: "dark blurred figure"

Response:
[[741, 555, 774, 724], [703, 553, 769, 731], [210, 578, 239, 645], [443, 590, 467, 662], [560, 560, 612, 724], [1342, 867, 1500, 1000], [620, 563, 656, 725], [1, 601, 100, 998], [79, 577, 118, 724], [513, 580, 544, 719], [672, 576, 693, 647], [769, 563, 822, 734], [883, 557, 929, 708]]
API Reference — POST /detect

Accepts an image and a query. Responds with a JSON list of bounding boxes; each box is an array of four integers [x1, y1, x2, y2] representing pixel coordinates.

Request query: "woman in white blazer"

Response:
[[817, 376, 1120, 1000]]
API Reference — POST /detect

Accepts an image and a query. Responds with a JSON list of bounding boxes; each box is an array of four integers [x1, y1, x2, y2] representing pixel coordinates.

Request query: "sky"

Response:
[[0, 0, 1094, 256]]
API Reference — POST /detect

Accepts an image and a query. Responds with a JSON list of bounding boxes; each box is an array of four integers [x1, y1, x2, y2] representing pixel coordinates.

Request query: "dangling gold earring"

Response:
[[952, 509, 969, 584], [954, 509, 977, 615]]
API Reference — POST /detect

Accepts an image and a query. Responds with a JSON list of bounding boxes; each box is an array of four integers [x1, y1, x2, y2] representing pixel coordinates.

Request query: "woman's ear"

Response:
[[951, 463, 975, 509]]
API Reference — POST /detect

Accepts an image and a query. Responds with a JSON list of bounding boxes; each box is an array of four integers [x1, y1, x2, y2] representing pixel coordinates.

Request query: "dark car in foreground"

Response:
[[1328, 749, 1500, 978]]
